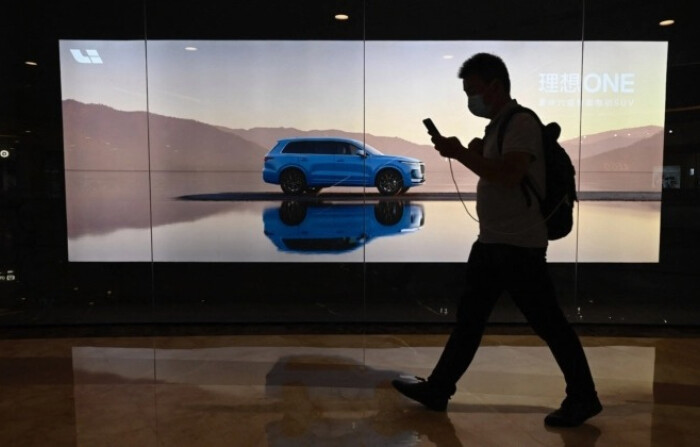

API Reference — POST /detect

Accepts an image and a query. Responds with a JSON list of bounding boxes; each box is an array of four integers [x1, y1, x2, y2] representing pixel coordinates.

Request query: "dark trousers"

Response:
[[428, 241, 597, 400]]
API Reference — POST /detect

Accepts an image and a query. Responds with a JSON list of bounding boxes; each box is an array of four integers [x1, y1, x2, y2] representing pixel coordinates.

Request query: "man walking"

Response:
[[392, 53, 602, 428]]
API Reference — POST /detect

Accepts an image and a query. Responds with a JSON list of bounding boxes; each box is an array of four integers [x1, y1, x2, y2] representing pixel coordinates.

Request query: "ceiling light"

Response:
[[185, 46, 198, 51], [25, 61, 38, 66], [335, 14, 349, 21], [659, 19, 675, 26]]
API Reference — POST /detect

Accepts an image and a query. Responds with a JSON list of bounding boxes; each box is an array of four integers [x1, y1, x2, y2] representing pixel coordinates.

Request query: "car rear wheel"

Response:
[[376, 169, 403, 196], [280, 168, 307, 195]]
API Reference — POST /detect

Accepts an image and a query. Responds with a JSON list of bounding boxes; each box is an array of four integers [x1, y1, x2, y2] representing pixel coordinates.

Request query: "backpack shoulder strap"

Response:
[[496, 106, 542, 155], [496, 106, 544, 207]]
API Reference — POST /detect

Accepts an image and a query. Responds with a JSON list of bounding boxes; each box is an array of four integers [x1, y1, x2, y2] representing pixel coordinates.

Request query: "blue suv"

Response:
[[262, 137, 425, 196]]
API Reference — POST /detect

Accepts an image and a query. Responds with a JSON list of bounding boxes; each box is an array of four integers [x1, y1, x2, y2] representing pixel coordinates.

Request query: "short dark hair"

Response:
[[458, 53, 511, 94]]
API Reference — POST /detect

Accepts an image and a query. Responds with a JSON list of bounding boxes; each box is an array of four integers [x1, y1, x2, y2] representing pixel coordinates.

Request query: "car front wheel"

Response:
[[374, 201, 404, 225], [375, 169, 403, 196], [280, 168, 307, 195]]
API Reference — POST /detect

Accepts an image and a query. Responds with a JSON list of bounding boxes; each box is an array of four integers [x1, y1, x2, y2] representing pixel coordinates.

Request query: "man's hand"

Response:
[[466, 138, 484, 156], [432, 136, 485, 161], [432, 135, 465, 159], [430, 135, 528, 187]]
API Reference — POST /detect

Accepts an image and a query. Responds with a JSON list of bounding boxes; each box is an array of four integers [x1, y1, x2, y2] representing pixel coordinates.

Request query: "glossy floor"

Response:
[[1, 333, 699, 446]]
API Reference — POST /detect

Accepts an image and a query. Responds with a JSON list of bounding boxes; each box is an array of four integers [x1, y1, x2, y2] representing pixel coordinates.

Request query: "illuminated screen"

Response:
[[59, 40, 667, 263]]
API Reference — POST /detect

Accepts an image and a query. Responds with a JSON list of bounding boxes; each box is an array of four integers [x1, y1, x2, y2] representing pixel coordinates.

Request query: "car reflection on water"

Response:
[[263, 200, 425, 253]]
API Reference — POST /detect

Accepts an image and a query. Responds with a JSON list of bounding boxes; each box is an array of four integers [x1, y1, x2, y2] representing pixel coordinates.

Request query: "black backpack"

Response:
[[497, 106, 577, 240]]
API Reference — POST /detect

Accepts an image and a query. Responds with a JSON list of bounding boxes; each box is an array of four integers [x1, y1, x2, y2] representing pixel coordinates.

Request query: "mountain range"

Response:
[[63, 100, 664, 192]]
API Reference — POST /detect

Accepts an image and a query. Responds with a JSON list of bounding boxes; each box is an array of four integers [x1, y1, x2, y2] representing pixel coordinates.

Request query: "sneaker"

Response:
[[544, 396, 603, 427], [391, 376, 450, 412]]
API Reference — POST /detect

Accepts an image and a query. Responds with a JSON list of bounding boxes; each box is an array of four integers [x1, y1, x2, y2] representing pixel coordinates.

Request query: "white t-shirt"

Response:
[[476, 100, 548, 248]]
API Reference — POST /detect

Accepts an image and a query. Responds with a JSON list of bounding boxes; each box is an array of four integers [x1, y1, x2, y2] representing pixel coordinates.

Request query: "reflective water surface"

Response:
[[68, 194, 661, 263]]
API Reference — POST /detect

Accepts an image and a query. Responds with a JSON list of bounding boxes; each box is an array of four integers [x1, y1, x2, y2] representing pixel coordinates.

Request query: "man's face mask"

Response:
[[466, 80, 496, 118], [467, 94, 490, 118]]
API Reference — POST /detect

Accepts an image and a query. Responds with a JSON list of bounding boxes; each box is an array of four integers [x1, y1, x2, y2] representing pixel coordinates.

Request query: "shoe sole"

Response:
[[544, 402, 603, 427]]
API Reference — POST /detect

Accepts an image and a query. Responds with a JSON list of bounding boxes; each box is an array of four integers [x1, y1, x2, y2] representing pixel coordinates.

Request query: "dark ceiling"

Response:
[[1, 0, 699, 138]]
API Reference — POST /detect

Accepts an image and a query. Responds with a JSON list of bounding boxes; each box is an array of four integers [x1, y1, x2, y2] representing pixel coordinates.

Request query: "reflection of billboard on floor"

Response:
[[59, 40, 667, 263]]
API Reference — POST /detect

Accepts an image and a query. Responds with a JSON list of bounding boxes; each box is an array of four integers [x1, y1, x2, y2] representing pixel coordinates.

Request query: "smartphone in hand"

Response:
[[422, 118, 441, 137]]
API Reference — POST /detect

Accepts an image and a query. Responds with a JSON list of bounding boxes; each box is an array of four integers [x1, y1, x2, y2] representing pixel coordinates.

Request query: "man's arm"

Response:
[[433, 135, 531, 187]]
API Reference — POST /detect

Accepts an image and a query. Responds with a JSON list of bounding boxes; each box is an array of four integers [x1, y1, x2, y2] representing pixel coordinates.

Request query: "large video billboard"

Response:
[[59, 40, 667, 262]]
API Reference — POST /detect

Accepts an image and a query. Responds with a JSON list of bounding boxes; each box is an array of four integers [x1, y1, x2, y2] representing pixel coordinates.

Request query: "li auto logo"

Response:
[[70, 49, 103, 64]]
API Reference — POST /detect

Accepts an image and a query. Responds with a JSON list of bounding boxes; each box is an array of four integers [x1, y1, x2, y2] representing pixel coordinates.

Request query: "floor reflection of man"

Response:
[[264, 355, 463, 447]]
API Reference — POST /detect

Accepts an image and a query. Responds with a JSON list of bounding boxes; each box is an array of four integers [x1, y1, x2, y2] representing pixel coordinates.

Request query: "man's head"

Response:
[[458, 53, 511, 118]]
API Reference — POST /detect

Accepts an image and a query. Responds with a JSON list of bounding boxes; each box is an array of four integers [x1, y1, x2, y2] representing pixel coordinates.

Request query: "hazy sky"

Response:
[[59, 40, 667, 144]]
